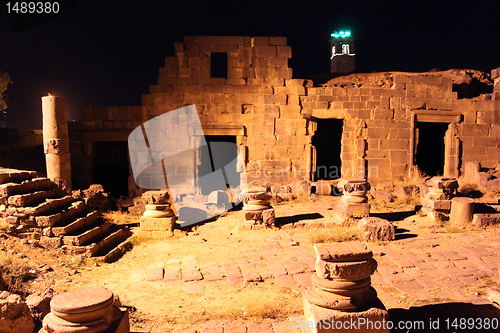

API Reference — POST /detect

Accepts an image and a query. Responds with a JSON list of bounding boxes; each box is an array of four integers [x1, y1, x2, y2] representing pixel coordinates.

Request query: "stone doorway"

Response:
[[312, 118, 343, 181], [92, 141, 130, 198], [198, 135, 239, 195], [415, 122, 448, 176]]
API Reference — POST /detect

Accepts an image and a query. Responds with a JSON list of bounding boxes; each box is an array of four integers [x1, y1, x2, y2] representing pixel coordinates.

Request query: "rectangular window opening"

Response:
[[210, 52, 228, 78]]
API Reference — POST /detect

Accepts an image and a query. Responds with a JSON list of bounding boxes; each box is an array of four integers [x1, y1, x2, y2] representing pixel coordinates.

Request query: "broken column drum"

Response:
[[140, 190, 177, 232], [306, 243, 378, 310], [335, 179, 370, 223], [241, 187, 275, 228], [42, 95, 72, 191], [341, 178, 370, 203], [41, 288, 129, 333], [450, 197, 474, 227], [303, 242, 389, 333]]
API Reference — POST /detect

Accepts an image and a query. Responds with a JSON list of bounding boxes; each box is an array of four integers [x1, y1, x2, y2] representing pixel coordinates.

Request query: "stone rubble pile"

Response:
[[420, 176, 458, 222], [0, 168, 132, 262]]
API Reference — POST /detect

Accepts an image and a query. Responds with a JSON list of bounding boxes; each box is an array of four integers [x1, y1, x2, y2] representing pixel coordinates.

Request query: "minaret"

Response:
[[330, 30, 355, 73]]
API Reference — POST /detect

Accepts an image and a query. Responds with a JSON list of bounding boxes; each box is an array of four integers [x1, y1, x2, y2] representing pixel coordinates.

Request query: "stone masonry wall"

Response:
[[69, 36, 500, 195]]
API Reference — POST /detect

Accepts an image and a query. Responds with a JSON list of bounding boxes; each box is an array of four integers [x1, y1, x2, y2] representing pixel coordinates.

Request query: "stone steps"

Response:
[[0, 177, 53, 197], [17, 195, 74, 215], [7, 189, 57, 207], [34, 201, 86, 228], [62, 221, 112, 246], [52, 211, 99, 236], [0, 168, 37, 185], [1, 168, 133, 262], [94, 228, 133, 263]]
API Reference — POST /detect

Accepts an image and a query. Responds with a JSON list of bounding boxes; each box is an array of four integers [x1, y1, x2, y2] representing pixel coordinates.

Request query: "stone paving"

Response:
[[130, 230, 500, 332]]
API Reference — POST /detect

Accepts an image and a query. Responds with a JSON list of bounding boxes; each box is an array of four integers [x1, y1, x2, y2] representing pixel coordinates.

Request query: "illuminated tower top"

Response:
[[330, 30, 355, 74]]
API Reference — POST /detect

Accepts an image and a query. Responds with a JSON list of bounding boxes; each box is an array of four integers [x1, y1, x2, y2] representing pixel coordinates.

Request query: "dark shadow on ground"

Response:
[[371, 210, 416, 222], [275, 213, 324, 227], [389, 302, 500, 332], [475, 203, 500, 213], [179, 216, 218, 229], [394, 227, 418, 240]]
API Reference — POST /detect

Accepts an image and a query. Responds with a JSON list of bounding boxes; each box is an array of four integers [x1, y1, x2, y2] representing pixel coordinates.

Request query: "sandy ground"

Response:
[[2, 195, 499, 331]]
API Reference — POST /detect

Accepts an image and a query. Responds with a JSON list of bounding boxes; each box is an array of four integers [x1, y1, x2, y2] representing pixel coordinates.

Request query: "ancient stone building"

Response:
[[69, 36, 500, 198]]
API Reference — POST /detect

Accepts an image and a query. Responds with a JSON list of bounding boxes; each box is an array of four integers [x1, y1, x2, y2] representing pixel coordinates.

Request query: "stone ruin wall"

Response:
[[69, 36, 500, 196], [303, 72, 500, 182]]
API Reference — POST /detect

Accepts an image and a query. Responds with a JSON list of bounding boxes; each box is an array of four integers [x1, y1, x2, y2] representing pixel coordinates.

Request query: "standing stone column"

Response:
[[41, 95, 71, 191]]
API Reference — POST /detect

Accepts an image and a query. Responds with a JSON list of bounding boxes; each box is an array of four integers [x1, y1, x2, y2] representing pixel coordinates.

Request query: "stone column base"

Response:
[[140, 216, 177, 231], [241, 207, 275, 229], [40, 307, 129, 333], [303, 296, 389, 333]]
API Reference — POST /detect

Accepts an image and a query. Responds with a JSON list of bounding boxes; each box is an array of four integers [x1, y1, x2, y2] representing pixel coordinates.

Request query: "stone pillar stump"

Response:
[[41, 288, 129, 333], [303, 242, 389, 333], [240, 186, 274, 230], [450, 197, 474, 227], [335, 179, 370, 225], [140, 191, 177, 233]]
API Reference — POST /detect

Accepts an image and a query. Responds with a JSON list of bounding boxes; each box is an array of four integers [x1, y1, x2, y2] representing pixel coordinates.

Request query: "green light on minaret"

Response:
[[331, 31, 351, 38]]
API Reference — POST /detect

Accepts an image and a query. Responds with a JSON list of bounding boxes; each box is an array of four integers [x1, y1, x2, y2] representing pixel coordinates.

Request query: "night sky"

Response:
[[1, 0, 500, 129]]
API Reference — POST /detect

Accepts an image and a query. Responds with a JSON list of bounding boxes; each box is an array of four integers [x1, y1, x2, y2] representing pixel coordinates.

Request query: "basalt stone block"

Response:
[[208, 190, 230, 206], [141, 190, 170, 205], [262, 208, 275, 226], [472, 213, 500, 227], [420, 197, 451, 210], [0, 291, 35, 333], [358, 217, 395, 242], [39, 236, 62, 249], [316, 180, 332, 196], [244, 210, 263, 220], [394, 185, 419, 197], [370, 190, 394, 202]]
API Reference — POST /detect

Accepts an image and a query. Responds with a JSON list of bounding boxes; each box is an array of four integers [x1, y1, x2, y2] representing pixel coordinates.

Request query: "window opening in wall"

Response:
[[415, 122, 448, 176], [312, 118, 343, 181], [198, 135, 238, 195], [92, 141, 130, 198], [210, 52, 228, 78]]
